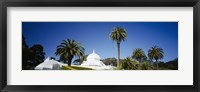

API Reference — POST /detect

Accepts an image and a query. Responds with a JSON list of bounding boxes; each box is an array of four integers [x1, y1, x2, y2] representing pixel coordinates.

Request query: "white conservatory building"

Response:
[[81, 50, 115, 70], [35, 57, 63, 70], [35, 50, 115, 70]]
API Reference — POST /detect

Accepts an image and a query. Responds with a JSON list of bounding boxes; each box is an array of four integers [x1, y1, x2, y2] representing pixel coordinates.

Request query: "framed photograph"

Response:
[[0, 0, 200, 92]]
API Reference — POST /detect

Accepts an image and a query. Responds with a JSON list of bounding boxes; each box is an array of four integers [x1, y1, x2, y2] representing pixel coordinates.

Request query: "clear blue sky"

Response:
[[22, 22, 178, 62]]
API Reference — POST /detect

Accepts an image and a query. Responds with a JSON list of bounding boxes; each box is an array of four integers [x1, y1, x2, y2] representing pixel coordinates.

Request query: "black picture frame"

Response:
[[0, 0, 200, 92]]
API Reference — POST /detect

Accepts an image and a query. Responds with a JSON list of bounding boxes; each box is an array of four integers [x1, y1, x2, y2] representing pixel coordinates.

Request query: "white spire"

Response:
[[93, 49, 95, 53], [86, 49, 100, 61]]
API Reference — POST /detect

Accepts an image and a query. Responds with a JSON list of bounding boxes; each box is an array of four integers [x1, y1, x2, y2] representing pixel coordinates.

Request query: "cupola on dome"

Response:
[[87, 50, 101, 61]]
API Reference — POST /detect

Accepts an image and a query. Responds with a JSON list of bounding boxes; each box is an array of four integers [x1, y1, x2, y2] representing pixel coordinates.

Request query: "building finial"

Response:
[[93, 49, 95, 53]]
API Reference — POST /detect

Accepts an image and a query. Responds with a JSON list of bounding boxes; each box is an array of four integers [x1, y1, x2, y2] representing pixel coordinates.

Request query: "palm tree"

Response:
[[55, 39, 85, 66], [132, 48, 146, 63], [148, 53, 153, 63], [73, 55, 88, 65], [110, 26, 127, 67], [148, 45, 164, 69]]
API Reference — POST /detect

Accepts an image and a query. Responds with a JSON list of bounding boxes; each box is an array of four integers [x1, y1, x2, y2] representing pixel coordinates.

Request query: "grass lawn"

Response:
[[61, 65, 95, 70]]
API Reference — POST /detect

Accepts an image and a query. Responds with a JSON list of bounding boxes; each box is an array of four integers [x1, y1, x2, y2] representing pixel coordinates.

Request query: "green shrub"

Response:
[[139, 61, 154, 70], [120, 57, 140, 70]]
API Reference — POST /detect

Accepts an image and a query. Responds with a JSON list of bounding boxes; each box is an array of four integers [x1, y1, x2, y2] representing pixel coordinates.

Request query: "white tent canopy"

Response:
[[35, 57, 63, 70]]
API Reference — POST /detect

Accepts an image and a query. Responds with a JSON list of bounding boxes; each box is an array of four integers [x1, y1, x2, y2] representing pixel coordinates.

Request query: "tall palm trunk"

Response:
[[117, 43, 120, 67], [68, 60, 72, 66], [68, 57, 73, 66], [156, 59, 158, 70], [137, 58, 141, 64]]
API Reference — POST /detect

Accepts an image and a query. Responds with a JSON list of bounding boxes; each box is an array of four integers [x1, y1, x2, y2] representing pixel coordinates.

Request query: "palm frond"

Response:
[[55, 39, 85, 65], [109, 26, 127, 43]]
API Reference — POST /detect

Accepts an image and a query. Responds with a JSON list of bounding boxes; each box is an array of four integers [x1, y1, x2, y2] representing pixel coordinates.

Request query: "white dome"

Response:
[[87, 50, 100, 61]]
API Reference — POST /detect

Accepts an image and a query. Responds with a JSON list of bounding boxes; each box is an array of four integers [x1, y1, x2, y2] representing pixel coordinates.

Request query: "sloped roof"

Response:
[[35, 57, 63, 70]]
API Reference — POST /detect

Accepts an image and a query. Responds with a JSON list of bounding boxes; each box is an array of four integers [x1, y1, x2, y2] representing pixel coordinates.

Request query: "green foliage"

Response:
[[82, 55, 88, 61], [132, 48, 146, 63], [148, 45, 164, 60], [115, 57, 178, 70], [22, 34, 28, 48], [150, 58, 178, 70], [30, 44, 46, 65], [55, 39, 85, 66], [148, 45, 164, 69], [102, 57, 117, 66], [110, 26, 127, 43], [139, 61, 154, 70], [73, 55, 88, 65], [121, 57, 140, 70], [164, 58, 178, 70], [22, 35, 46, 70], [157, 62, 165, 68], [22, 48, 35, 70]]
